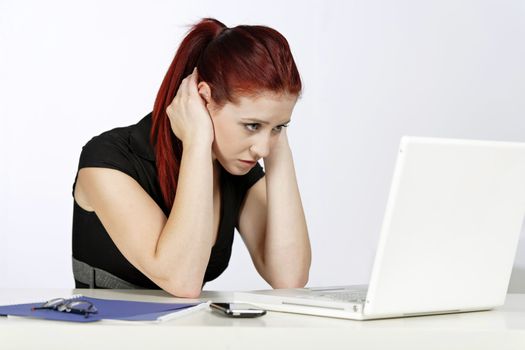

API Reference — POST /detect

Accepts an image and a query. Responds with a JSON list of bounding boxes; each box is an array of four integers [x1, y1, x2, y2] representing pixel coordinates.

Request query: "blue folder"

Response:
[[0, 296, 202, 322]]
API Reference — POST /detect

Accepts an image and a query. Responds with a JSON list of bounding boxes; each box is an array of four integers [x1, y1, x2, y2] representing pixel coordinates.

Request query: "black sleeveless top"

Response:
[[72, 113, 265, 288]]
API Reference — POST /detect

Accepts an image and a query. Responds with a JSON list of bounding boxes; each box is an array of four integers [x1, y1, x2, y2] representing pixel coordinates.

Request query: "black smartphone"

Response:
[[210, 302, 267, 318]]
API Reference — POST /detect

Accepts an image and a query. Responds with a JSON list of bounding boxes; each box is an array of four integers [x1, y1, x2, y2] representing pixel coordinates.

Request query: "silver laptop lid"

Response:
[[364, 137, 525, 317]]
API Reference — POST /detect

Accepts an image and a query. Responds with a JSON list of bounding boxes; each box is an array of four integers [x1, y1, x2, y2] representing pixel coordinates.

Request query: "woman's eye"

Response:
[[273, 124, 289, 133], [245, 123, 260, 131]]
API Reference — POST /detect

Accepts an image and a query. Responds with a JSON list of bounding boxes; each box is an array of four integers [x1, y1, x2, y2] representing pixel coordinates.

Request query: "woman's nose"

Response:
[[250, 134, 272, 159]]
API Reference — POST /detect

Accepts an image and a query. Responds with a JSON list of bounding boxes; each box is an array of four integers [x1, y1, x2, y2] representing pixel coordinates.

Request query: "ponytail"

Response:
[[151, 18, 226, 209]]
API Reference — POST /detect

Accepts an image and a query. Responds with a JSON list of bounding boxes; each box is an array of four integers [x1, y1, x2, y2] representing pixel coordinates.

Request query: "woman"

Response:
[[72, 18, 311, 298]]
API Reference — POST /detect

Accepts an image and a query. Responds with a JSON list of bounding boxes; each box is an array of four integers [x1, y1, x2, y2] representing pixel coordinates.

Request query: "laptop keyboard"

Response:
[[311, 290, 367, 303]]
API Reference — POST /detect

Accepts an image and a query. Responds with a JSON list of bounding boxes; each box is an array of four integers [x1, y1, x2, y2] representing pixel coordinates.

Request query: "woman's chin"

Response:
[[220, 160, 253, 176]]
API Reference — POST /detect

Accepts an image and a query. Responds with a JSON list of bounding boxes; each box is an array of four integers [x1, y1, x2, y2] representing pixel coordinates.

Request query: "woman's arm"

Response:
[[77, 141, 214, 298], [238, 129, 311, 288], [154, 141, 215, 293]]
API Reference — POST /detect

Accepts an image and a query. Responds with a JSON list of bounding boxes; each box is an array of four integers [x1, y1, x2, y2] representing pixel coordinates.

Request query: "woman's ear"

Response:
[[197, 81, 212, 106]]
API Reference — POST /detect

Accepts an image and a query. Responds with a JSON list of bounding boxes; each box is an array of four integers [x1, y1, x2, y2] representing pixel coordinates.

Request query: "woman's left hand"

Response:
[[263, 127, 292, 169]]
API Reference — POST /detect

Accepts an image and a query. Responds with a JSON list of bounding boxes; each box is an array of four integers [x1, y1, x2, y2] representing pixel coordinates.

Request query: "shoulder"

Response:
[[81, 126, 130, 157], [73, 114, 167, 213], [77, 113, 155, 177]]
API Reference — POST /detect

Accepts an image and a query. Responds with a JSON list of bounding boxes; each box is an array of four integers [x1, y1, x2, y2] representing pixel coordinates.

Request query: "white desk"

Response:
[[1, 289, 524, 350]]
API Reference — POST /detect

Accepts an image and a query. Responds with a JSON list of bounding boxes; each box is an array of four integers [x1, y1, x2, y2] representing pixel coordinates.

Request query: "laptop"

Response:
[[235, 136, 525, 320]]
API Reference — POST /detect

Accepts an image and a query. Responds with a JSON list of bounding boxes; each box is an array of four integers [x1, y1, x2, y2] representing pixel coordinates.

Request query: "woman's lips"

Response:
[[239, 159, 257, 166]]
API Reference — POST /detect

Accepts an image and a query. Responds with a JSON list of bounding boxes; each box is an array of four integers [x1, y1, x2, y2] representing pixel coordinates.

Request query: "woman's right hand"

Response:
[[166, 68, 215, 147]]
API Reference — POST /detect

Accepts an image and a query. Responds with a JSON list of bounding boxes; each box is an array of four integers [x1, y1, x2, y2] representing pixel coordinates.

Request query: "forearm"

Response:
[[264, 145, 311, 288], [154, 142, 214, 293]]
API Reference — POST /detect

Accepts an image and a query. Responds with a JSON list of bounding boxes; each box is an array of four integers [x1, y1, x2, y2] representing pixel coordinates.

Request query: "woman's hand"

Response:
[[263, 127, 292, 170], [166, 68, 214, 147]]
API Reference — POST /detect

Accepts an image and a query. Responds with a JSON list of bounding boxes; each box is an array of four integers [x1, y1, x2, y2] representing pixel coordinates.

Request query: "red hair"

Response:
[[151, 18, 302, 209]]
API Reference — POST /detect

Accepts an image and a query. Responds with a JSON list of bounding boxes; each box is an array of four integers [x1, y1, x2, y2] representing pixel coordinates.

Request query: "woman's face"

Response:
[[201, 87, 297, 175]]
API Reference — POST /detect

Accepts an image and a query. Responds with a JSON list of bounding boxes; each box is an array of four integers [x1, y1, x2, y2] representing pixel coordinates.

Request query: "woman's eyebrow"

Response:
[[241, 118, 291, 125]]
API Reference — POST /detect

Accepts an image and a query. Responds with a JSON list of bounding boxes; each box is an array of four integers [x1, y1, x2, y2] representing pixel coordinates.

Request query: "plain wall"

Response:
[[1, 0, 524, 291]]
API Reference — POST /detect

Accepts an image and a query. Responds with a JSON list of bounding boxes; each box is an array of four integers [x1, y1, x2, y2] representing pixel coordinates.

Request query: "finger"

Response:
[[188, 67, 199, 96], [178, 72, 192, 98]]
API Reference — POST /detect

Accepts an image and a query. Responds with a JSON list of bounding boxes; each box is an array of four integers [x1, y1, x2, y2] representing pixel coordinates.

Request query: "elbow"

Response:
[[173, 289, 202, 299], [149, 258, 204, 299], [163, 280, 203, 299]]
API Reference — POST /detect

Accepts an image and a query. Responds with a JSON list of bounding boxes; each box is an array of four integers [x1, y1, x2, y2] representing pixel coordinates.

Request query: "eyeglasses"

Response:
[[31, 298, 98, 318]]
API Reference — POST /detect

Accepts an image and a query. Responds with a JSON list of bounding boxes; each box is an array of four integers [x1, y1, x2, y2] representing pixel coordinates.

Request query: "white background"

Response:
[[1, 0, 524, 292]]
